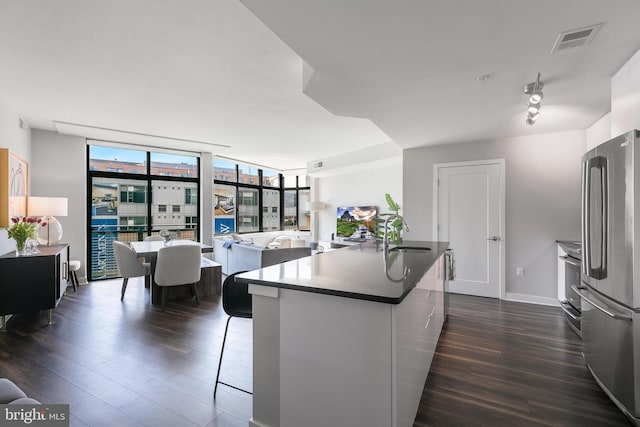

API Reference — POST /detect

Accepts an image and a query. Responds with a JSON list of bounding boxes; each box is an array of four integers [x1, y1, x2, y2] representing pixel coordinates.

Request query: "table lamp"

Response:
[[27, 196, 68, 245]]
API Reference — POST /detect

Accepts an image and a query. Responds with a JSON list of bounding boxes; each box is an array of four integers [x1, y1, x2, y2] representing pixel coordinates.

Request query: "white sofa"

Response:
[[213, 231, 312, 275]]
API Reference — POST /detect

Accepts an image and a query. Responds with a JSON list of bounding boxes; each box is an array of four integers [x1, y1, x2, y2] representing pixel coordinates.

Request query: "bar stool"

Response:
[[68, 260, 81, 292], [214, 271, 252, 398]]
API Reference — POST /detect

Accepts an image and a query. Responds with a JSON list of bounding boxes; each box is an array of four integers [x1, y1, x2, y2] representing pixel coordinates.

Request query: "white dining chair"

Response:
[[154, 244, 202, 311], [113, 240, 151, 301]]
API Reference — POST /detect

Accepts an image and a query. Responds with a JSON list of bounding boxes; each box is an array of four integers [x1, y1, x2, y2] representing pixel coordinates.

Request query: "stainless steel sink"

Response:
[[388, 246, 431, 252]]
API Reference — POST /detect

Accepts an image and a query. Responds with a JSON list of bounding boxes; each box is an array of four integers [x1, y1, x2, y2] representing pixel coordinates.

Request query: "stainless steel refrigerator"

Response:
[[580, 129, 640, 425]]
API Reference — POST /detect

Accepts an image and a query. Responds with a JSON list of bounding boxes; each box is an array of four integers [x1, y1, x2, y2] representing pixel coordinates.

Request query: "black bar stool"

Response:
[[214, 271, 252, 398]]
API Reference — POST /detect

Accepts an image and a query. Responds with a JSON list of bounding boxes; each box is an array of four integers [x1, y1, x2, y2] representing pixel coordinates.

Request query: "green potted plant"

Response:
[[376, 194, 404, 242]]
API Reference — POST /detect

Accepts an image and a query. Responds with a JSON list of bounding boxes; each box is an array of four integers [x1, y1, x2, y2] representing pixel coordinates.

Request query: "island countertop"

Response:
[[236, 240, 449, 304]]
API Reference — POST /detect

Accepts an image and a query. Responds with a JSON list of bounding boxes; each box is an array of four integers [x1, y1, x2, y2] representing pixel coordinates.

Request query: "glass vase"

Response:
[[15, 237, 27, 255]]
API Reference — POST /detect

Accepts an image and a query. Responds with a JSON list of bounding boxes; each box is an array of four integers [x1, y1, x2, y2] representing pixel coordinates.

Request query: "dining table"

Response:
[[130, 240, 216, 305]]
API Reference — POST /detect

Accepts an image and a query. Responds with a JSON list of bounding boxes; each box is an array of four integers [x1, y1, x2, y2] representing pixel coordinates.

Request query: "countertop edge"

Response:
[[237, 241, 449, 304]]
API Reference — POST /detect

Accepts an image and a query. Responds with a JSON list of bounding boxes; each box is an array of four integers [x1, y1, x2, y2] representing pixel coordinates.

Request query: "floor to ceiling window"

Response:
[[284, 175, 310, 231], [88, 144, 200, 280], [213, 157, 310, 235]]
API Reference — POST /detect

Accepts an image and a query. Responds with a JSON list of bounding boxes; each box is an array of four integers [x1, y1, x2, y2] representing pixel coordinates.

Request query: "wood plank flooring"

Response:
[[0, 280, 631, 426], [415, 294, 631, 426], [0, 277, 252, 426]]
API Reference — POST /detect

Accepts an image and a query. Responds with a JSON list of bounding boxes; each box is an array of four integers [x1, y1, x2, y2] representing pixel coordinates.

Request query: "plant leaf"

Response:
[[385, 193, 400, 212]]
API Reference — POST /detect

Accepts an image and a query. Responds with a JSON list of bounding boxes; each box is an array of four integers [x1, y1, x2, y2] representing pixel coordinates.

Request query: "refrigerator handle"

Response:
[[583, 156, 608, 280], [581, 160, 590, 276], [599, 157, 608, 278]]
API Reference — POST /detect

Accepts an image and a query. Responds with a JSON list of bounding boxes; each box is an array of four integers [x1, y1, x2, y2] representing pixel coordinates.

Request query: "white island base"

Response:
[[247, 254, 445, 427]]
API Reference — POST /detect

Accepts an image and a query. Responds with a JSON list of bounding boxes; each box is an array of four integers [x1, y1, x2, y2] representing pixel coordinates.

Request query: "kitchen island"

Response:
[[236, 240, 449, 427]]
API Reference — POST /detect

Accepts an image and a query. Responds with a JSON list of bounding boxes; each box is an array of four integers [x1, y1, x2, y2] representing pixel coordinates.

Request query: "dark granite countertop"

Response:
[[236, 240, 449, 304]]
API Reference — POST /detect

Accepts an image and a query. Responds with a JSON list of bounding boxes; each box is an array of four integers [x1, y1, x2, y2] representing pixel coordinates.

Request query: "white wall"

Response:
[[612, 48, 640, 136], [0, 92, 31, 255], [403, 131, 585, 303], [316, 159, 402, 242], [31, 129, 87, 280], [586, 113, 611, 152]]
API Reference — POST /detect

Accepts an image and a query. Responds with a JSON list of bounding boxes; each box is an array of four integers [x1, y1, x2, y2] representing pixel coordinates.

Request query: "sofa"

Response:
[[0, 378, 40, 404], [213, 231, 312, 275]]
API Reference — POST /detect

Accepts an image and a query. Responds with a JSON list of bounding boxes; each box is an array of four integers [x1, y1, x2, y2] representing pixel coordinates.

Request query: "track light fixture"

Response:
[[523, 73, 544, 125]]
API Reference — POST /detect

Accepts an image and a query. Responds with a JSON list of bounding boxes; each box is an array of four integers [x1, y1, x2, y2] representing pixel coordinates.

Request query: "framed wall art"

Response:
[[0, 148, 28, 227]]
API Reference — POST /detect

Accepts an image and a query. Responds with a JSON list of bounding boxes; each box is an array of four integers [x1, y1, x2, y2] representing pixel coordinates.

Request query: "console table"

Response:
[[0, 244, 70, 331]]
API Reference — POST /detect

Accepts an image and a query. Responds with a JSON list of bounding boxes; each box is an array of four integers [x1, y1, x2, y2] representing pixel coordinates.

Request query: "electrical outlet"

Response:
[[516, 267, 525, 276]]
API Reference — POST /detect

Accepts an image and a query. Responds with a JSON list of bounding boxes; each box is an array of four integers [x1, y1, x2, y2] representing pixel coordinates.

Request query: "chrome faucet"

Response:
[[383, 214, 411, 282], [383, 214, 410, 250]]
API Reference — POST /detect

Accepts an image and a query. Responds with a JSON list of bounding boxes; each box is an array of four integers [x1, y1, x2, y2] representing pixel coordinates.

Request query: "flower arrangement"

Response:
[[6, 216, 46, 253]]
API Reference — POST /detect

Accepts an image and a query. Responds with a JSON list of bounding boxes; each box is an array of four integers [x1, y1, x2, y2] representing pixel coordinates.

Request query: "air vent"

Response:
[[551, 23, 602, 53], [313, 161, 323, 169]]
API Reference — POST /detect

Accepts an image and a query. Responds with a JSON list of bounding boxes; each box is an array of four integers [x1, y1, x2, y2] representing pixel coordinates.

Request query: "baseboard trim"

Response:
[[504, 292, 559, 307]]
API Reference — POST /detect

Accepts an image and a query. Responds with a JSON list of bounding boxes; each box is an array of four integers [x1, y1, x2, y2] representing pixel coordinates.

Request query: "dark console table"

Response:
[[0, 244, 70, 331]]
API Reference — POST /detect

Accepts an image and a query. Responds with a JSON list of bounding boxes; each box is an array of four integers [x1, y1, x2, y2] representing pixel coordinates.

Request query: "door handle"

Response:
[[487, 236, 501, 241]]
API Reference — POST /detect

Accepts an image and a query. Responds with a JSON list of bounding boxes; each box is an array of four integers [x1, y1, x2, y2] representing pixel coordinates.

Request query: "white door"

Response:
[[435, 161, 504, 298]]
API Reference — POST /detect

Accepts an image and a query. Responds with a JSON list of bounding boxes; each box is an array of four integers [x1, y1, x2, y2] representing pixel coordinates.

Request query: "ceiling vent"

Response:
[[313, 161, 323, 169], [551, 23, 602, 53]]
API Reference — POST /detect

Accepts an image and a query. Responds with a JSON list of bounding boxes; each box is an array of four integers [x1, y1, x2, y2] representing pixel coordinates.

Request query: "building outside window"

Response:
[[284, 190, 297, 230], [283, 175, 311, 231], [238, 187, 259, 233], [238, 163, 259, 185], [88, 145, 199, 280], [150, 152, 197, 177], [185, 188, 197, 205], [213, 158, 310, 236], [262, 189, 280, 231], [262, 168, 280, 187], [186, 216, 198, 229], [151, 180, 197, 236], [213, 183, 236, 234], [120, 185, 146, 203], [119, 216, 147, 231], [213, 158, 237, 182]]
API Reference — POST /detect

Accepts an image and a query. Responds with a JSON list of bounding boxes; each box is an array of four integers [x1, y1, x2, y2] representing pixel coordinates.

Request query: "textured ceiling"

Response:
[[240, 0, 640, 150], [1, 1, 640, 170]]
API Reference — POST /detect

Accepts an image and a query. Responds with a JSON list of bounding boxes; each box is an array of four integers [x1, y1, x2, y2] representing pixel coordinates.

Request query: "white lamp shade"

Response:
[[28, 197, 68, 216]]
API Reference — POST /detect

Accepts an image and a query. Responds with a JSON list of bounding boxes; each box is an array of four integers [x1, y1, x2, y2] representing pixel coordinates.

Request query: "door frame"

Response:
[[432, 159, 506, 300]]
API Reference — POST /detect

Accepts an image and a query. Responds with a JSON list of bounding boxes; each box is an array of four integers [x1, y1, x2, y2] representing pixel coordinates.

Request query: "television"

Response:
[[336, 206, 378, 240]]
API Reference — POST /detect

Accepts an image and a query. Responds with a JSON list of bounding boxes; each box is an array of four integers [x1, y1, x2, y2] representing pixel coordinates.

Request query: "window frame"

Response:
[[87, 145, 201, 281], [213, 159, 310, 235]]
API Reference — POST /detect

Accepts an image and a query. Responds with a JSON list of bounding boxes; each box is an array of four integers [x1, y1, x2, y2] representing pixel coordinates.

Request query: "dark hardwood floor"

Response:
[[415, 294, 631, 427], [0, 280, 631, 426]]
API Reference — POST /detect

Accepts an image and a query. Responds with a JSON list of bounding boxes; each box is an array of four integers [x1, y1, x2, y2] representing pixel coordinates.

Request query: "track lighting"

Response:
[[523, 73, 544, 125], [527, 103, 541, 114], [529, 91, 543, 104]]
